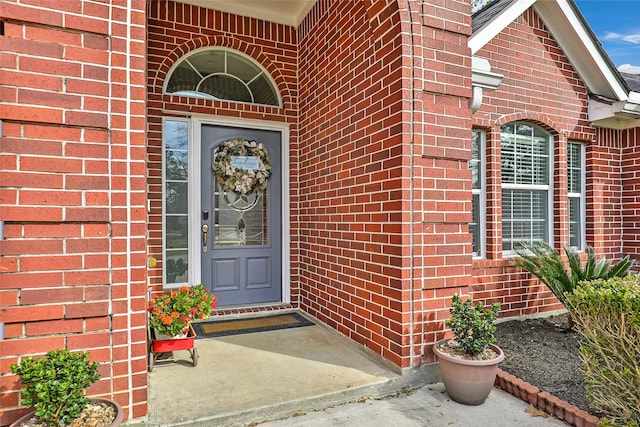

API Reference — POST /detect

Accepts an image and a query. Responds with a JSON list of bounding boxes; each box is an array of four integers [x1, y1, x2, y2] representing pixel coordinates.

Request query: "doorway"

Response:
[[200, 125, 282, 306]]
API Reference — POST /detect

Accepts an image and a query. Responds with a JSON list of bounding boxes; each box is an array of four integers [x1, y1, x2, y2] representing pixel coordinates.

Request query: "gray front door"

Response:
[[201, 125, 282, 307]]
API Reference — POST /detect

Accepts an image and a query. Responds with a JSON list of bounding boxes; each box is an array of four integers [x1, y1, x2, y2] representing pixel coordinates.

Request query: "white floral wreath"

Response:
[[212, 138, 272, 195]]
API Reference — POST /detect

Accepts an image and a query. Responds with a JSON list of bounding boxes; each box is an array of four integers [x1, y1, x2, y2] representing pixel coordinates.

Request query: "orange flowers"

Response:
[[148, 284, 217, 336]]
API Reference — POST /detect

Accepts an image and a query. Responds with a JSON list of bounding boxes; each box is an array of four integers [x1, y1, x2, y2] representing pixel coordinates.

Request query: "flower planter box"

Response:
[[148, 324, 197, 370]]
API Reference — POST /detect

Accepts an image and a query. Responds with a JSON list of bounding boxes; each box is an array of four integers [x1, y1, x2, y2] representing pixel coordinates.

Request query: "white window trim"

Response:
[[472, 130, 486, 259], [568, 141, 586, 251], [162, 117, 191, 288], [163, 46, 283, 107], [501, 125, 554, 256]]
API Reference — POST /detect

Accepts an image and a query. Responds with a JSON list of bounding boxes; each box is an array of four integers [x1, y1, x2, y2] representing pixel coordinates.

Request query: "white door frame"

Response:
[[189, 115, 291, 305]]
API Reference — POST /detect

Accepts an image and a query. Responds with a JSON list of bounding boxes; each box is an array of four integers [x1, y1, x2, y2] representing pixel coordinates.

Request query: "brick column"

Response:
[[0, 0, 148, 424]]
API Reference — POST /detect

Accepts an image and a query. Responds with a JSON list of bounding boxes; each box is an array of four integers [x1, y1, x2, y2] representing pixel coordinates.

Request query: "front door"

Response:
[[201, 125, 282, 307]]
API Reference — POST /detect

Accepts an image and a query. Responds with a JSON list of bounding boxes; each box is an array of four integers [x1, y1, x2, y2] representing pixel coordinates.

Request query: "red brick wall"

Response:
[[471, 8, 627, 315], [622, 127, 640, 263], [146, 0, 298, 297], [0, 0, 148, 424], [297, 0, 408, 367], [298, 0, 473, 368]]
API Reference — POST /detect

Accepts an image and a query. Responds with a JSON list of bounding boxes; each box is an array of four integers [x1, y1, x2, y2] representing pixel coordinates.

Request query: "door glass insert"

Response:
[[212, 142, 269, 247], [214, 183, 268, 246]]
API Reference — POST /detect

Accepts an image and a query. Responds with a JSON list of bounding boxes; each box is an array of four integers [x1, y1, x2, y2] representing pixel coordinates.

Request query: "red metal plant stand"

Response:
[[148, 324, 198, 371]]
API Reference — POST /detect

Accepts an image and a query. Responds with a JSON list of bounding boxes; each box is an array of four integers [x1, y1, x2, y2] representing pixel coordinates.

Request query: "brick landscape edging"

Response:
[[495, 369, 600, 427]]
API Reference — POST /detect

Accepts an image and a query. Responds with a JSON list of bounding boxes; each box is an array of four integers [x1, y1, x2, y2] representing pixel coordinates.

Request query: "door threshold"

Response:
[[206, 303, 296, 321]]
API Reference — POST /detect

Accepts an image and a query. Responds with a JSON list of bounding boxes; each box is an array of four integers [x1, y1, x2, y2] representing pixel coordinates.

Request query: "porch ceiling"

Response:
[[175, 0, 317, 27]]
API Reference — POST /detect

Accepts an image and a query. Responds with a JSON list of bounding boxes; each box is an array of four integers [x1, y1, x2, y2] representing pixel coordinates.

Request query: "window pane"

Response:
[[165, 250, 188, 284], [502, 189, 548, 251], [471, 193, 480, 255], [187, 50, 225, 76], [199, 75, 252, 102], [165, 121, 188, 150], [166, 62, 201, 93], [568, 142, 582, 193], [166, 216, 188, 249], [249, 74, 279, 106], [501, 122, 549, 185], [569, 196, 581, 248], [471, 130, 481, 189], [166, 182, 188, 214], [166, 149, 188, 180]]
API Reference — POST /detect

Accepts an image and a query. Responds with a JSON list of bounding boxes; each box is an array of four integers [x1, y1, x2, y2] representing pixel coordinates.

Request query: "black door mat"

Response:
[[192, 312, 315, 339]]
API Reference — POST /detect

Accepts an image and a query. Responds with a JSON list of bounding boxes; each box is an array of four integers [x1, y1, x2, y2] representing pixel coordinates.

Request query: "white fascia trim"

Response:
[[534, 0, 628, 101], [469, 0, 536, 54]]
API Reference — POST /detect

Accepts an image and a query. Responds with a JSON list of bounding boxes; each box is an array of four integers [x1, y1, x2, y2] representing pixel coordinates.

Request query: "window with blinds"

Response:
[[501, 122, 552, 253], [470, 130, 485, 257], [568, 142, 585, 250], [165, 49, 281, 107]]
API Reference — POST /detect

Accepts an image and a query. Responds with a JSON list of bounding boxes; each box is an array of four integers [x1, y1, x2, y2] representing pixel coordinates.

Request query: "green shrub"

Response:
[[10, 349, 101, 427], [511, 242, 633, 308], [446, 294, 500, 356], [568, 275, 640, 426]]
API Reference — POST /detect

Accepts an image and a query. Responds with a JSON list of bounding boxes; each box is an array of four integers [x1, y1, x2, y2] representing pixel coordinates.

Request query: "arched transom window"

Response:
[[165, 48, 281, 106]]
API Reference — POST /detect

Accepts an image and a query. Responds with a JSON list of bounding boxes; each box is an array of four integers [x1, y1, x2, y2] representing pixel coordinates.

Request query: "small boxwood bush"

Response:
[[569, 274, 640, 426], [446, 294, 500, 356], [10, 349, 100, 427]]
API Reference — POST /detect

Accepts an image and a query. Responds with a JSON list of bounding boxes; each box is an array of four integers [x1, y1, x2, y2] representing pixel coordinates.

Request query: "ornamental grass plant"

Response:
[[148, 284, 217, 336], [569, 275, 640, 426]]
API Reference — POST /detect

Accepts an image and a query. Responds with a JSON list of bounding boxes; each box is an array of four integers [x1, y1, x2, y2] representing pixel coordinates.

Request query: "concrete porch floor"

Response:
[[138, 311, 430, 427]]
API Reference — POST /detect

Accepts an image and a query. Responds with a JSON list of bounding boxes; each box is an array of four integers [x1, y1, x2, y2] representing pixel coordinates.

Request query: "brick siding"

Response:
[[299, 0, 473, 368], [471, 8, 639, 316], [0, 0, 148, 424], [146, 0, 298, 301], [2, 0, 638, 424]]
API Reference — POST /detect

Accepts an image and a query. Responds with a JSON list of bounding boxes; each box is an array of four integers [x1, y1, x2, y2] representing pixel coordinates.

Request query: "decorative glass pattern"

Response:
[[212, 144, 269, 247], [164, 120, 189, 284], [165, 49, 280, 106]]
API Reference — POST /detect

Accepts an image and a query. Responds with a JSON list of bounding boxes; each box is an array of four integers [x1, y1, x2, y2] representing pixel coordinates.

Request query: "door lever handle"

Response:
[[202, 224, 209, 252]]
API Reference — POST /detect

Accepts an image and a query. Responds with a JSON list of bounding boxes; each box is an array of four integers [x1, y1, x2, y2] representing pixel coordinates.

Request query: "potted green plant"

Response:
[[432, 294, 504, 405], [10, 349, 123, 427]]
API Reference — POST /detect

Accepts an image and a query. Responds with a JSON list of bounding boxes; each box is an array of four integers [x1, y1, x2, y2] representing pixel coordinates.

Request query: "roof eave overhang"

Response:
[[589, 92, 640, 130], [470, 0, 636, 129]]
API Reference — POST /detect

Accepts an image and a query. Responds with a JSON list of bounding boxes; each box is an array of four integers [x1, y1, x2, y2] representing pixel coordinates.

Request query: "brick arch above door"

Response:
[[150, 35, 295, 109]]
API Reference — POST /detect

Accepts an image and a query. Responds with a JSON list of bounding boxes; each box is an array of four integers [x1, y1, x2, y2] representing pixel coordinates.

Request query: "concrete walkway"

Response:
[[134, 311, 565, 427], [263, 383, 566, 426]]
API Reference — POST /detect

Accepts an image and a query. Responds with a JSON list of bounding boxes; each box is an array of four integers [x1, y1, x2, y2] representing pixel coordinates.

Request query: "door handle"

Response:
[[202, 224, 209, 252]]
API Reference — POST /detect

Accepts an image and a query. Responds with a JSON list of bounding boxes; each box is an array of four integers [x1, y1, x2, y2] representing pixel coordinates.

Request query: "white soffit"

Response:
[[176, 0, 317, 27]]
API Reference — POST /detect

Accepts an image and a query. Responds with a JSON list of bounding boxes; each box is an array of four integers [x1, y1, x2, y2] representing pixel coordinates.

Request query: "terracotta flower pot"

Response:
[[433, 339, 505, 405], [9, 398, 123, 427]]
